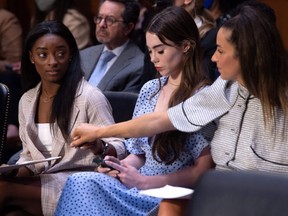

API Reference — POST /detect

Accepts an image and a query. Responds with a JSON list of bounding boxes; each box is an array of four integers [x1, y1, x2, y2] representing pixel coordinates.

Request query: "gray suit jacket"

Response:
[[80, 41, 147, 93]]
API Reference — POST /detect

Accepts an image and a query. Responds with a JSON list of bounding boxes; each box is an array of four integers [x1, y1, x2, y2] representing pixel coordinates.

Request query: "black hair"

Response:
[[21, 20, 83, 140]]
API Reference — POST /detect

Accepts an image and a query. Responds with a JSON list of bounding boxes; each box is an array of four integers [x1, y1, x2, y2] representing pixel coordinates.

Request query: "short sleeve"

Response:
[[168, 78, 236, 132]]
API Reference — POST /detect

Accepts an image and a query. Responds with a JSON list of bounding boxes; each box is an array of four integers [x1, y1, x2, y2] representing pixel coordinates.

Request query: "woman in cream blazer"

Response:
[[0, 20, 125, 216]]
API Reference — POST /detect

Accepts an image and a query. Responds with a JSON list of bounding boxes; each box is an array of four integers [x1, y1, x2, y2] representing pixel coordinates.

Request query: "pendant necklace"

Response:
[[41, 88, 56, 103]]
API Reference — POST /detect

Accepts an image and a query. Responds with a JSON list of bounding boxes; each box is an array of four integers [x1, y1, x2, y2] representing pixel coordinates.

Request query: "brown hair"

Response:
[[223, 5, 288, 134], [146, 6, 210, 164]]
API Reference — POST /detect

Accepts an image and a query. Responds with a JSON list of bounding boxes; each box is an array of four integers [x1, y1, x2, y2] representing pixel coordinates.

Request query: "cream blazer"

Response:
[[17, 79, 125, 216]]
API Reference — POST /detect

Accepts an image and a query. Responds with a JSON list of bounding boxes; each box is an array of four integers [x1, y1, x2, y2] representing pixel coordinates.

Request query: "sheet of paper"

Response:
[[140, 185, 194, 199], [0, 156, 61, 173]]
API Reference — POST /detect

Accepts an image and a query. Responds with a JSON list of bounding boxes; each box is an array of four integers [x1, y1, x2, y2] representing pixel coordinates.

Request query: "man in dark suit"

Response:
[[81, 0, 151, 93]]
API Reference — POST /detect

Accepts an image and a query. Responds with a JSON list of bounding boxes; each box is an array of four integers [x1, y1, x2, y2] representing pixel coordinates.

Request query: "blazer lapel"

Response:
[[25, 84, 43, 155], [50, 80, 83, 160], [23, 84, 50, 171]]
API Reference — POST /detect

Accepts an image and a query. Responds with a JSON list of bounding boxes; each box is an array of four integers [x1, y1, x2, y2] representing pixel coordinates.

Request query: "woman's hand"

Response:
[[75, 140, 104, 154], [70, 123, 101, 148], [96, 156, 120, 177], [104, 159, 146, 189]]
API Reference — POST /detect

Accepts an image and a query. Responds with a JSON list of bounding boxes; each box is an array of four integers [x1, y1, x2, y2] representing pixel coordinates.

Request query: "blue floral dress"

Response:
[[54, 77, 212, 216]]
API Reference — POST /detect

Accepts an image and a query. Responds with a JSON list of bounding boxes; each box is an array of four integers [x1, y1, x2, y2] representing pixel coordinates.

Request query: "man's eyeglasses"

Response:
[[94, 16, 125, 26]]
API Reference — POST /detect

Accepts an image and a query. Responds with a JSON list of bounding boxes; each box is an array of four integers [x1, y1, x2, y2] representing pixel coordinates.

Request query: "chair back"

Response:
[[103, 91, 138, 123], [188, 170, 288, 216], [0, 83, 10, 164]]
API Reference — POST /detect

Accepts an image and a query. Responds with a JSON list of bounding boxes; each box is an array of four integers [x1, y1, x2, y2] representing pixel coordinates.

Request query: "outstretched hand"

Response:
[[70, 123, 101, 148]]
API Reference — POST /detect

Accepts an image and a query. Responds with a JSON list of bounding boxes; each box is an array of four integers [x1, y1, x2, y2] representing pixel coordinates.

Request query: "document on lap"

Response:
[[139, 185, 194, 199], [0, 156, 62, 173]]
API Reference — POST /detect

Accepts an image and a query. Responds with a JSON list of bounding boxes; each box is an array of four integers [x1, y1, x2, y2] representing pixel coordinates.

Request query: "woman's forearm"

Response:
[[99, 111, 175, 138], [71, 111, 175, 149]]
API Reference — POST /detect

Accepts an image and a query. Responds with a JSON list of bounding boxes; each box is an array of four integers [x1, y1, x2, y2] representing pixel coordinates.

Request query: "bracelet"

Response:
[[101, 141, 109, 158]]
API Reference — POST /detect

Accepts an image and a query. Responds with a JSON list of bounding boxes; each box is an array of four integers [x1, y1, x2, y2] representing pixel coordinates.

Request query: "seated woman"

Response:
[[32, 0, 93, 49], [55, 6, 216, 216], [69, 4, 288, 175], [0, 20, 125, 215], [68, 3, 288, 216]]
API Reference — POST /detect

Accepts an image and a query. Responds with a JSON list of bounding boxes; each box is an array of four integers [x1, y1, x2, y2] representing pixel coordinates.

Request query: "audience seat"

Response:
[[188, 170, 288, 216], [0, 83, 10, 164], [103, 91, 138, 123]]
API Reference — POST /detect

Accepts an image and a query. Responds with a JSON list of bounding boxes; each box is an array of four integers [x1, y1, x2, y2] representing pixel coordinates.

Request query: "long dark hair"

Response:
[[147, 6, 210, 164], [21, 20, 83, 140], [222, 5, 288, 136]]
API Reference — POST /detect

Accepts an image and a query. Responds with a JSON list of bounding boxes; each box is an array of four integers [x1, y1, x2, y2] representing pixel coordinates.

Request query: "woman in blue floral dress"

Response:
[[55, 6, 216, 216]]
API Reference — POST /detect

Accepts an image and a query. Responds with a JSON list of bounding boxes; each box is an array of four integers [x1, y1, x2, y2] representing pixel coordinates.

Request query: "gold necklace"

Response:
[[41, 88, 56, 103]]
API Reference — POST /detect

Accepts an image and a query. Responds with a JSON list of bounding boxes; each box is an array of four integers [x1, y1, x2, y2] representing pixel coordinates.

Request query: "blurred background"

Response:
[[0, 0, 287, 49]]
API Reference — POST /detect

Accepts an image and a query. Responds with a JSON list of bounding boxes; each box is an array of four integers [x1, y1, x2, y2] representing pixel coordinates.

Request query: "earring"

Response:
[[31, 61, 34, 64]]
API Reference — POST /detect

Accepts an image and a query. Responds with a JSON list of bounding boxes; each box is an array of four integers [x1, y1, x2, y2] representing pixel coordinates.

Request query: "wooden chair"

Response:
[[0, 83, 10, 164]]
